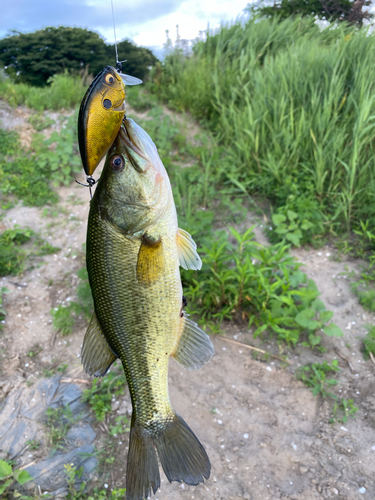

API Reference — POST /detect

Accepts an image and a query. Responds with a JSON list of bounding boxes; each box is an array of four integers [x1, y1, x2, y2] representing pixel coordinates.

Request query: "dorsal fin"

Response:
[[172, 316, 214, 370], [176, 229, 202, 271], [81, 313, 118, 377]]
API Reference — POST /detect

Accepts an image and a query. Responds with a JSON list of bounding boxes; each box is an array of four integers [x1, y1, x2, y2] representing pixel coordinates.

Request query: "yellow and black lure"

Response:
[[78, 64, 142, 180]]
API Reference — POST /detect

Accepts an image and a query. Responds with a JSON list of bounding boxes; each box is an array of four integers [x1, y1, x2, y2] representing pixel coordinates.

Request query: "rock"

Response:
[[299, 466, 308, 474]]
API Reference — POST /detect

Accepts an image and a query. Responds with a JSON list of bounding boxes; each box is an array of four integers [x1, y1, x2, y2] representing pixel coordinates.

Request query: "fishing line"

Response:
[[111, 0, 119, 66]]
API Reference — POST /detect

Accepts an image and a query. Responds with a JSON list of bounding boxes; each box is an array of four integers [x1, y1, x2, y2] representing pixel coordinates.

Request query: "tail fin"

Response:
[[126, 412, 210, 500], [154, 412, 211, 485], [126, 415, 160, 500]]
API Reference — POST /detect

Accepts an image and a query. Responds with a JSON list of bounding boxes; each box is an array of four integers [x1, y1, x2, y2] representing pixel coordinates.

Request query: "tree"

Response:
[[0, 27, 158, 87], [247, 0, 373, 26]]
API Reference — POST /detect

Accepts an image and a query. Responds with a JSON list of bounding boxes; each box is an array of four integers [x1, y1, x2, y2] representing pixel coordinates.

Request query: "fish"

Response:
[[78, 65, 142, 177], [81, 117, 214, 500]]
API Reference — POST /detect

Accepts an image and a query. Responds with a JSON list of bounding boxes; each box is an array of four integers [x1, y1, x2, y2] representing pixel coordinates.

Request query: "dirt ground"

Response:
[[0, 100, 374, 499]]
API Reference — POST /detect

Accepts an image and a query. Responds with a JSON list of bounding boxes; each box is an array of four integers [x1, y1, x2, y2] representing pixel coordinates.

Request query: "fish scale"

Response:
[[86, 203, 181, 426]]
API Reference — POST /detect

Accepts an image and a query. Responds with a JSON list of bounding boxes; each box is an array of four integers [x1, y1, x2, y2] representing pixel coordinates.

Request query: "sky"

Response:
[[0, 0, 251, 57]]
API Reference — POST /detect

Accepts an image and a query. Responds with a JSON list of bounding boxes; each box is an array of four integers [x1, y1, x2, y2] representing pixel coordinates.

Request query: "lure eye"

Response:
[[105, 73, 115, 84], [111, 155, 125, 170]]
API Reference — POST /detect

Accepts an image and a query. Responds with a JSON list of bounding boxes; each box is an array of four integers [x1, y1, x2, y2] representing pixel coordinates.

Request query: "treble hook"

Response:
[[75, 176, 97, 199]]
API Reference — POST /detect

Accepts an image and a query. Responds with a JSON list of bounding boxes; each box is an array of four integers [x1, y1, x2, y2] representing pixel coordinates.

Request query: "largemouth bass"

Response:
[[82, 118, 214, 500], [78, 66, 142, 176]]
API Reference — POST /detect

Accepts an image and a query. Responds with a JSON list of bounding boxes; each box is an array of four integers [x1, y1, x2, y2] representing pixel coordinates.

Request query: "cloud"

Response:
[[0, 0, 185, 36]]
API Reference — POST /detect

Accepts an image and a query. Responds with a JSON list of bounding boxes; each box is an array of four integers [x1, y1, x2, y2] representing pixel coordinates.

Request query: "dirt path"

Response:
[[0, 102, 374, 499]]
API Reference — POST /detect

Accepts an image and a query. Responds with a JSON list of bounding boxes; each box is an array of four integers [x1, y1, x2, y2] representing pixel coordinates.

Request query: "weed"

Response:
[[362, 324, 375, 360], [51, 305, 76, 336], [64, 463, 126, 499], [0, 72, 85, 111], [0, 114, 81, 208], [298, 360, 340, 398], [0, 459, 33, 497], [126, 85, 158, 112], [109, 415, 130, 436], [26, 439, 41, 450], [43, 368, 56, 378], [0, 225, 61, 276], [269, 196, 325, 247], [0, 287, 10, 330], [44, 405, 77, 450], [57, 364, 68, 374], [298, 361, 359, 423], [150, 16, 375, 246], [28, 113, 55, 131], [332, 398, 358, 423], [27, 345, 42, 357], [82, 368, 127, 422], [182, 226, 342, 346], [349, 259, 375, 312]]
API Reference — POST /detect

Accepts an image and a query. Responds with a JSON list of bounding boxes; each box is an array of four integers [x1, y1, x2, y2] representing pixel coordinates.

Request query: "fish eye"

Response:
[[105, 73, 115, 84], [111, 155, 125, 170]]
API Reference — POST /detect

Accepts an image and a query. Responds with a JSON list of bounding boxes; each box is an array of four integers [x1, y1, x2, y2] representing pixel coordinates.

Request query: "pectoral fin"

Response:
[[137, 234, 164, 284], [81, 313, 118, 377], [176, 228, 202, 271], [172, 316, 214, 370]]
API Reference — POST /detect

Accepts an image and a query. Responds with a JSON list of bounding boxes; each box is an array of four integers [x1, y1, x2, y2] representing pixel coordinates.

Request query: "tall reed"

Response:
[[151, 16, 375, 233]]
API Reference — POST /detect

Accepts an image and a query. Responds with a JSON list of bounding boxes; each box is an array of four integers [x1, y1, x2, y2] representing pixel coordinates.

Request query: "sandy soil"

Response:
[[0, 101, 374, 499]]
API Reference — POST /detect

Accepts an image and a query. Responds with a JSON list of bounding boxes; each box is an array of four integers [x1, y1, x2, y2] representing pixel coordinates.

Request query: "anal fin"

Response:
[[172, 316, 214, 370], [81, 313, 118, 377], [137, 234, 164, 284], [176, 228, 202, 270]]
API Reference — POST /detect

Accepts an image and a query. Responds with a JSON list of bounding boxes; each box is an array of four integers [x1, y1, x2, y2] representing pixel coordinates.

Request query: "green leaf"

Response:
[[308, 334, 321, 346], [272, 213, 286, 226], [0, 460, 12, 480], [286, 231, 300, 246], [311, 299, 326, 312], [307, 279, 319, 292], [254, 324, 268, 338], [323, 323, 343, 337], [295, 308, 318, 329], [301, 220, 313, 230], [287, 210, 298, 220], [0, 479, 12, 495], [319, 310, 333, 323], [13, 469, 33, 485]]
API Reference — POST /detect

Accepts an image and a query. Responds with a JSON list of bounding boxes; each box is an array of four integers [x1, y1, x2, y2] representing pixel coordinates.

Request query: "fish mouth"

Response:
[[121, 123, 149, 163]]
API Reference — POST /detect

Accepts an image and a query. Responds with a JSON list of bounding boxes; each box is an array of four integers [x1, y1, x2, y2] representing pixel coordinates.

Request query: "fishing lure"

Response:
[[77, 62, 142, 184]]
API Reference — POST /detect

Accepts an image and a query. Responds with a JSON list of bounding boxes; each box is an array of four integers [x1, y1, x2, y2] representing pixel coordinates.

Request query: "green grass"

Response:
[[298, 360, 358, 423], [0, 226, 60, 276], [64, 463, 126, 500], [150, 16, 375, 244], [0, 72, 86, 111], [349, 258, 375, 312], [182, 226, 342, 346], [0, 113, 81, 207], [81, 368, 127, 422], [363, 324, 375, 359], [44, 405, 77, 451]]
